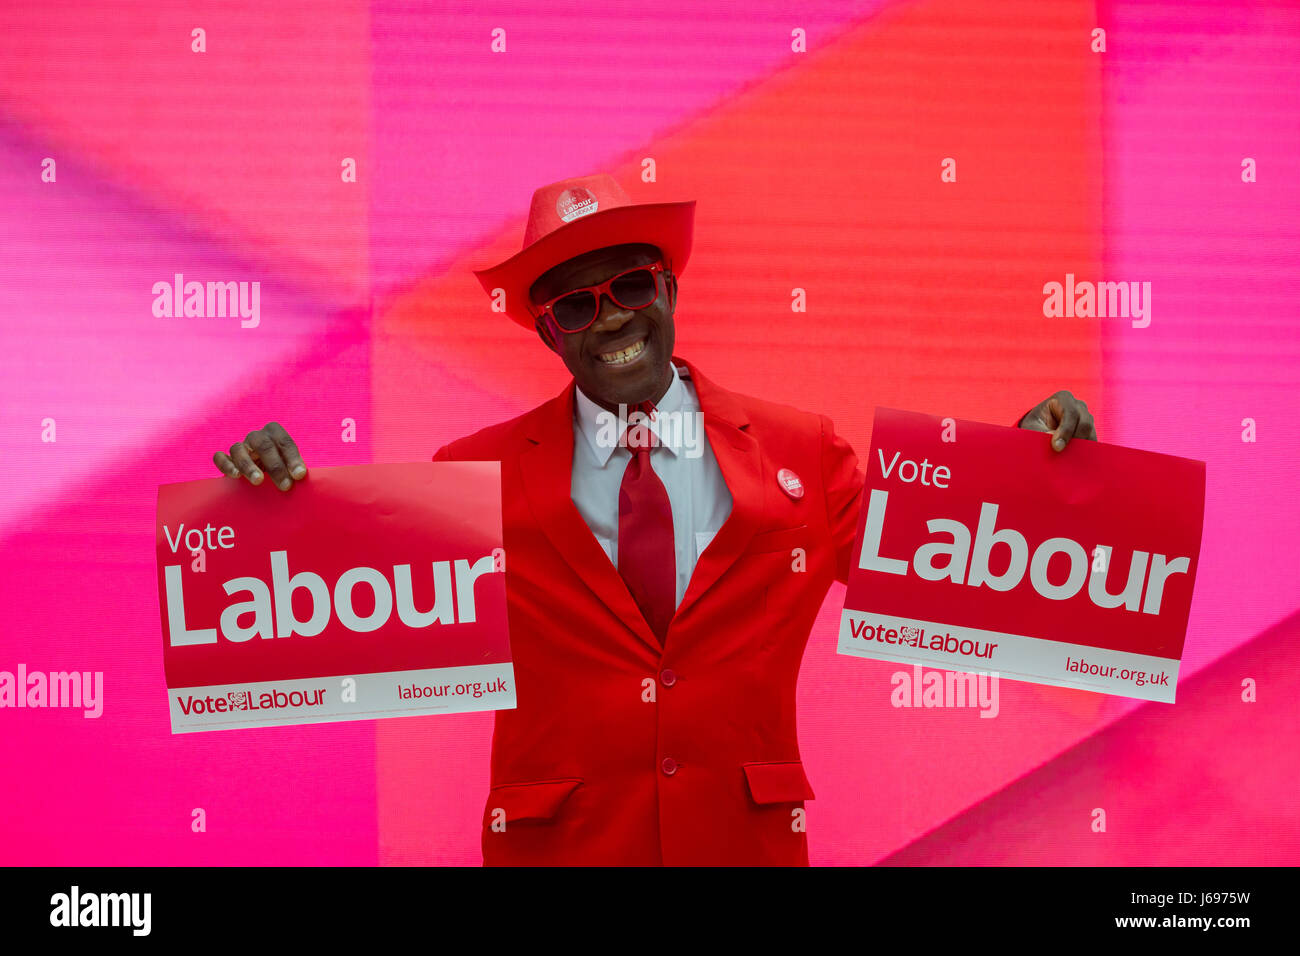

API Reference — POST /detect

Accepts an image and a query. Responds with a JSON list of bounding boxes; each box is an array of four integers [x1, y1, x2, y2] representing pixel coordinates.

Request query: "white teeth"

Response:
[[598, 337, 647, 366]]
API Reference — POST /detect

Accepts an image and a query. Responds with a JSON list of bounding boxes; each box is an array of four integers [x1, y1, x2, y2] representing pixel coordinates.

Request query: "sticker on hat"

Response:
[[776, 467, 804, 499], [557, 187, 599, 223]]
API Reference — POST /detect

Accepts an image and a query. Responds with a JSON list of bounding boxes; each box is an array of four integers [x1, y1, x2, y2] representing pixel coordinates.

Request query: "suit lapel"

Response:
[[671, 356, 765, 623], [520, 380, 664, 654]]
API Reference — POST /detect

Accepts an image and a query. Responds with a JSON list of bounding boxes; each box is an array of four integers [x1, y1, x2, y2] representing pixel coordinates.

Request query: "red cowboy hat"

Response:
[[473, 173, 696, 331]]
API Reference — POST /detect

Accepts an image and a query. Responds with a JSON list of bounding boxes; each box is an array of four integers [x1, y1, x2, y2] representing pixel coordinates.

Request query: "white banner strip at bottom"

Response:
[[167, 663, 516, 733], [838, 610, 1179, 703]]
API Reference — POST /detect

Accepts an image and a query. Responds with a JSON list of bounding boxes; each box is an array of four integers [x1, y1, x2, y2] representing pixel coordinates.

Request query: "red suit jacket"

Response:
[[432, 354, 867, 865]]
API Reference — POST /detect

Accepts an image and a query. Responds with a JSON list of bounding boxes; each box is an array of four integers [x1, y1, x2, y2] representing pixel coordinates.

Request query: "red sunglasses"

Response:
[[534, 261, 670, 334]]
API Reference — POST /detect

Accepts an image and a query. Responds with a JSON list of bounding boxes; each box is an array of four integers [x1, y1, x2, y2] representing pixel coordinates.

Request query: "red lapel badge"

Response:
[[777, 467, 804, 500]]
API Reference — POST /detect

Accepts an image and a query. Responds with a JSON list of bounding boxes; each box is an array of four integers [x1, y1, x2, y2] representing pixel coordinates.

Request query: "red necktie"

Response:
[[617, 399, 676, 642]]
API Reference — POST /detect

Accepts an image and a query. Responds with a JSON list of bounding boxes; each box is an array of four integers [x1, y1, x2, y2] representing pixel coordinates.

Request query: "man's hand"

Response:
[[1017, 390, 1097, 452], [213, 422, 307, 491]]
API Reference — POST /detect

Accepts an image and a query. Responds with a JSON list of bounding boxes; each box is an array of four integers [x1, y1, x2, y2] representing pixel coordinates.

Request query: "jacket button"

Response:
[[659, 668, 677, 687], [661, 757, 678, 776]]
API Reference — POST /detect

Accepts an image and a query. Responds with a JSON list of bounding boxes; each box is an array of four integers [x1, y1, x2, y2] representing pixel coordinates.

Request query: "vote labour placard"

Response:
[[155, 462, 514, 732], [838, 408, 1205, 703]]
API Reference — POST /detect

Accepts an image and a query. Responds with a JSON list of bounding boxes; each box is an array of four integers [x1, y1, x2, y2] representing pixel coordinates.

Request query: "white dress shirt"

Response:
[[571, 362, 733, 608]]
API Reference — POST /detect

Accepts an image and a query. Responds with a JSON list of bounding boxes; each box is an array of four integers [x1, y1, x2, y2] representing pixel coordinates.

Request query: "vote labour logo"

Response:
[[556, 186, 599, 223], [777, 468, 804, 499], [176, 685, 327, 717]]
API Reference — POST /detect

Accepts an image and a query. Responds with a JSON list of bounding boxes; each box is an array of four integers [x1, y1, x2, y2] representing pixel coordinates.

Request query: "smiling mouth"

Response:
[[595, 334, 648, 367]]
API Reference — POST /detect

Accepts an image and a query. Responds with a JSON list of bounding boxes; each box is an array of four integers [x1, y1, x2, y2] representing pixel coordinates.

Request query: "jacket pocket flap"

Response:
[[487, 778, 582, 823], [742, 761, 816, 804]]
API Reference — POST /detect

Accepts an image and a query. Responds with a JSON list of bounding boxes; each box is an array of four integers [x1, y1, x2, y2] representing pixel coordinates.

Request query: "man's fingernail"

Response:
[[292, 466, 306, 479], [279, 479, 291, 490], [250, 470, 263, 482], [1054, 438, 1065, 450]]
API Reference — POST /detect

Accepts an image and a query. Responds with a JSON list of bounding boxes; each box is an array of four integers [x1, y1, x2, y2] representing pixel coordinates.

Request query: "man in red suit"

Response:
[[214, 173, 1097, 866]]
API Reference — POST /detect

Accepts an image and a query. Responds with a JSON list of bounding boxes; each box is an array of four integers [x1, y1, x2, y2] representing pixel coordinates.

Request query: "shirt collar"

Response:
[[574, 362, 688, 466]]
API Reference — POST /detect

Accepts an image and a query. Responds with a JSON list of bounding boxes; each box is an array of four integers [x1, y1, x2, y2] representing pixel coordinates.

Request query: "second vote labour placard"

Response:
[[838, 408, 1206, 703], [155, 462, 514, 733]]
